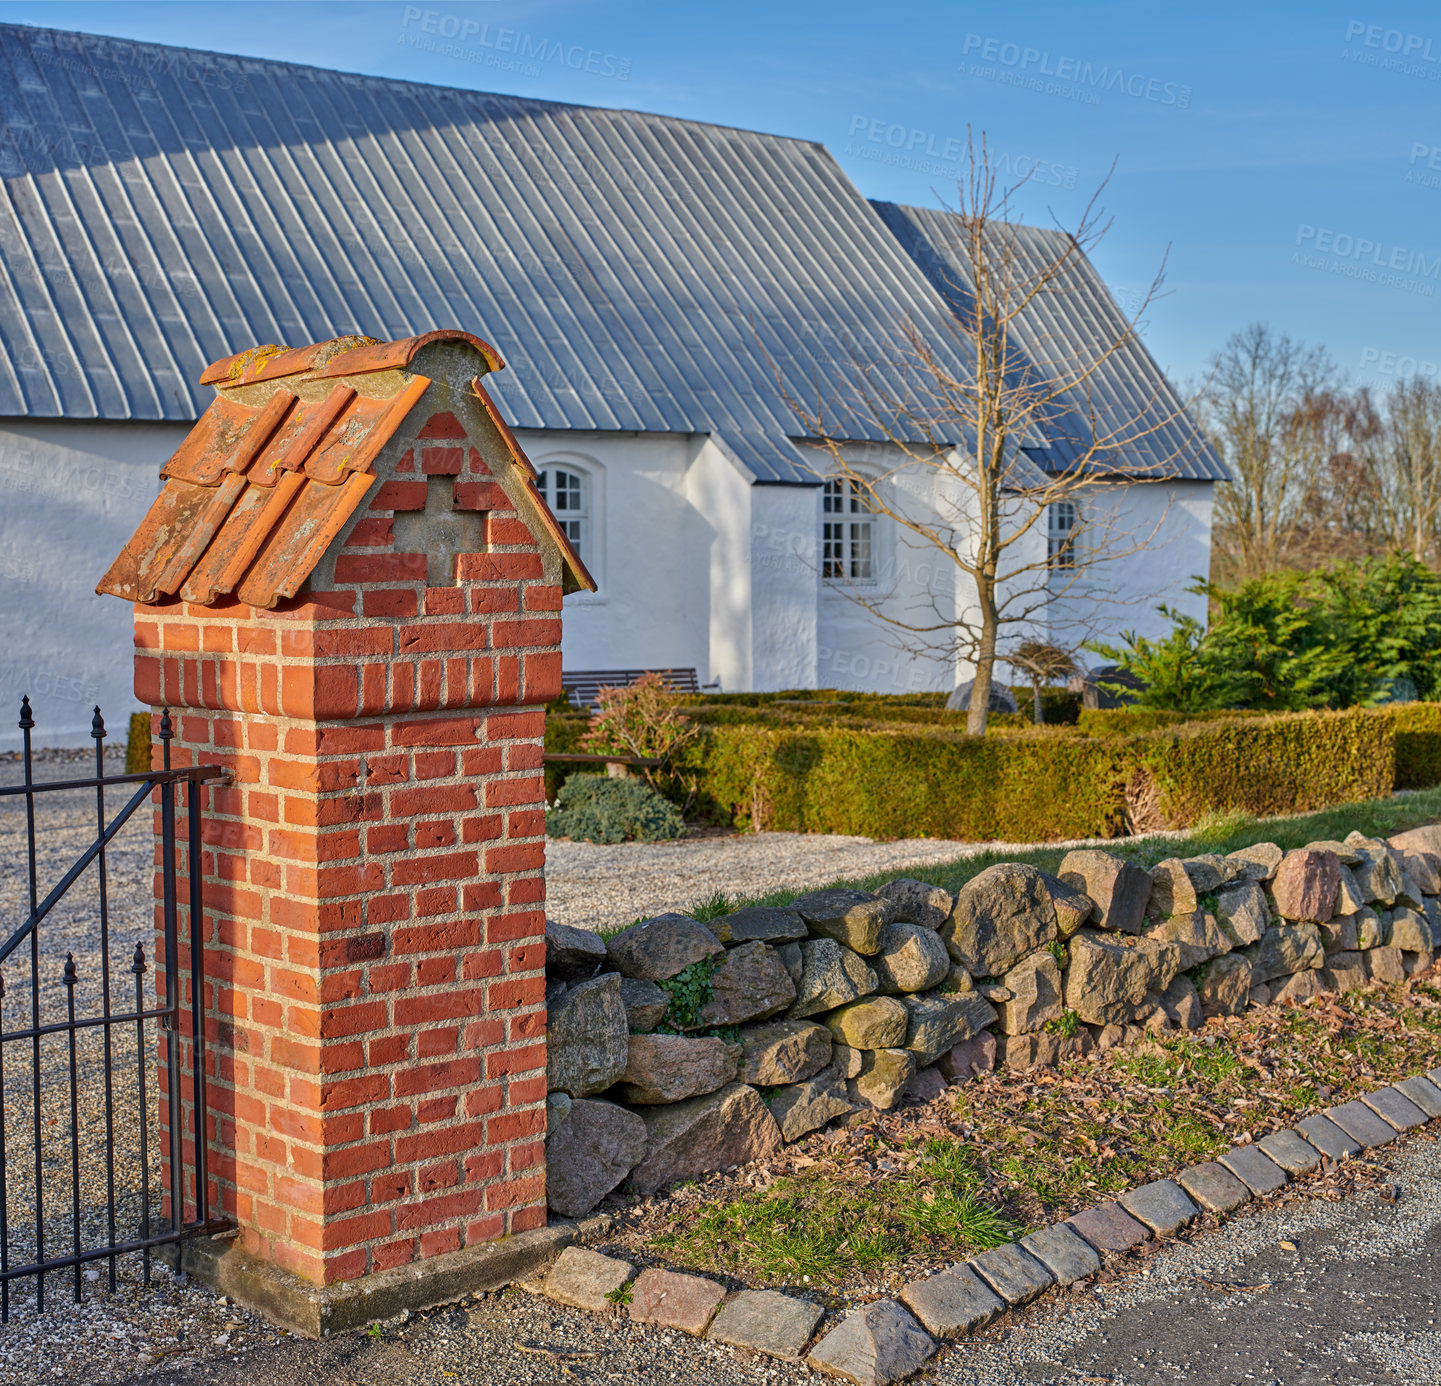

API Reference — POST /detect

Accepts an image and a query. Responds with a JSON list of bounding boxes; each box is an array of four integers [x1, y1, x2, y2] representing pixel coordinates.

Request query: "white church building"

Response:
[[0, 23, 1225, 744]]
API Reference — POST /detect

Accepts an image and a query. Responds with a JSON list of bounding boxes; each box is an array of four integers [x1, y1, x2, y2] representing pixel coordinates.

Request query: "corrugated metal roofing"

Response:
[[0, 22, 983, 484], [874, 203, 1227, 483], [96, 329, 593, 608]]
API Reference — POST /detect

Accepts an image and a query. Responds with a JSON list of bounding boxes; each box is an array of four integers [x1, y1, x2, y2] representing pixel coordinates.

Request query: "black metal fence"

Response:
[[0, 697, 225, 1316]]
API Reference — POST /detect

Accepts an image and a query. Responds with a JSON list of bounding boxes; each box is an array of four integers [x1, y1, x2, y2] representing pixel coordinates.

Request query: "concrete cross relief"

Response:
[[392, 475, 488, 586]]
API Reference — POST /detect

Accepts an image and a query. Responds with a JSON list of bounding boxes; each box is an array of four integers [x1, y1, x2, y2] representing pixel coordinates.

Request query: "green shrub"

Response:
[[678, 706, 1393, 842], [126, 712, 151, 774], [545, 773, 686, 844], [1385, 702, 1441, 789]]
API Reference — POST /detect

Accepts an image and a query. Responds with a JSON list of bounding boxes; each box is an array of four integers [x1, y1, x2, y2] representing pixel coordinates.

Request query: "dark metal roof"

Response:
[[0, 23, 982, 484], [874, 202, 1227, 483]]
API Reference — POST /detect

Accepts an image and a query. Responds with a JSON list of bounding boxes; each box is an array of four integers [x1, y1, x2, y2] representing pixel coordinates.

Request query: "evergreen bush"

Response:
[[545, 773, 686, 844]]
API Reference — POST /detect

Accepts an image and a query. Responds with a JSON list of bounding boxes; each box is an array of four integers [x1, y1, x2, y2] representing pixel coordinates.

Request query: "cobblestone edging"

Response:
[[523, 1067, 1441, 1385]]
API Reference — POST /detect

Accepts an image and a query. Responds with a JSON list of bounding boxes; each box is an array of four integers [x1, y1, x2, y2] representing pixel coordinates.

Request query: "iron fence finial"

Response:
[[18, 695, 32, 730], [91, 707, 106, 741], [131, 943, 147, 975], [62, 955, 76, 988]]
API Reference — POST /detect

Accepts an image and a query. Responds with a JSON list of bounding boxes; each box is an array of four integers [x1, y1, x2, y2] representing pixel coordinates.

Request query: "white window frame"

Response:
[[1047, 500, 1079, 571], [822, 476, 878, 585], [537, 457, 603, 594]]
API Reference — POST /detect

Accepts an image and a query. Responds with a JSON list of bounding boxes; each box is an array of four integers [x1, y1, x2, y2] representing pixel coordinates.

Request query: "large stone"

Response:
[[1257, 1128, 1323, 1175], [606, 913, 723, 981], [545, 918, 607, 983], [1048, 876, 1095, 939], [848, 1049, 917, 1110], [1064, 930, 1155, 1026], [1146, 859, 1198, 921], [899, 1266, 1003, 1338], [788, 939, 879, 1018], [871, 922, 951, 994], [545, 1098, 648, 1217], [1326, 1098, 1398, 1147], [1178, 1162, 1250, 1213], [1147, 910, 1231, 970], [708, 1289, 825, 1361], [1214, 881, 1270, 946], [707, 906, 808, 946], [1319, 950, 1368, 992], [690, 941, 796, 1028], [793, 888, 891, 955], [543, 1247, 635, 1312], [998, 1032, 1061, 1070], [738, 1019, 833, 1085], [1067, 1203, 1150, 1254], [995, 951, 1063, 1035], [1390, 824, 1441, 857], [1160, 974, 1203, 1030], [1390, 905, 1436, 955], [1119, 1179, 1199, 1234], [1335, 864, 1367, 916], [903, 1065, 948, 1105], [942, 863, 1062, 975], [615, 1034, 740, 1104], [1226, 842, 1283, 881], [1306, 838, 1364, 866], [777, 941, 804, 982], [1362, 1085, 1430, 1132], [1319, 914, 1360, 956], [1295, 1113, 1362, 1160], [768, 1071, 854, 1140], [630, 1267, 727, 1336], [828, 1043, 863, 1079], [547, 974, 629, 1097], [1402, 849, 1441, 894], [546, 1091, 572, 1136], [969, 1243, 1053, 1306], [1271, 967, 1330, 1004], [1179, 856, 1226, 892], [825, 997, 909, 1050], [876, 877, 952, 930], [1365, 944, 1406, 984], [1196, 953, 1252, 1017], [1220, 1145, 1287, 1194], [631, 1083, 783, 1194], [937, 1030, 997, 1083], [902, 992, 996, 1064], [807, 1300, 936, 1386], [1244, 923, 1324, 983], [1059, 849, 1152, 934], [1269, 849, 1340, 924], [1356, 907, 1384, 949], [1020, 1223, 1101, 1285], [1347, 835, 1404, 906], [618, 976, 669, 1033]]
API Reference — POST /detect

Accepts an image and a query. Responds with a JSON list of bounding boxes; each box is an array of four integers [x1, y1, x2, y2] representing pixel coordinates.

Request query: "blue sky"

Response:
[[4, 0, 1439, 390]]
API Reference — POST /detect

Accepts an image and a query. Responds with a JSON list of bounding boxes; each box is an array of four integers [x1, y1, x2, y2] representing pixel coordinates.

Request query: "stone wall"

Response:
[[543, 823, 1441, 1218]]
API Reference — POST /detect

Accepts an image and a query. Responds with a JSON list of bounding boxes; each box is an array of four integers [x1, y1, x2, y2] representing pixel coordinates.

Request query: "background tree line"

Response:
[[1202, 322, 1441, 585]]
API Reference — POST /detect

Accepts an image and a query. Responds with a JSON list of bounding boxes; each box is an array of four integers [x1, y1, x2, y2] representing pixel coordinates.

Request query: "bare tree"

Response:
[[780, 135, 1209, 734], [1199, 323, 1338, 582], [1373, 379, 1441, 562]]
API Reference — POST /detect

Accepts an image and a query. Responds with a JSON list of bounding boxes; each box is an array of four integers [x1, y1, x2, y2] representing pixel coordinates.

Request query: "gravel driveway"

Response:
[[544, 827, 1188, 933]]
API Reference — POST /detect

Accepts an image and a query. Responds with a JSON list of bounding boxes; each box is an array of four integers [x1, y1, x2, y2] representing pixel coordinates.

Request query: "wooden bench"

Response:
[[542, 750, 661, 780], [560, 667, 704, 711]]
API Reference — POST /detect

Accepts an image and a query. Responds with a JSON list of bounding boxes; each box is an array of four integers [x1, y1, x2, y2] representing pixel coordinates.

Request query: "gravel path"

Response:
[[543, 827, 1187, 933]]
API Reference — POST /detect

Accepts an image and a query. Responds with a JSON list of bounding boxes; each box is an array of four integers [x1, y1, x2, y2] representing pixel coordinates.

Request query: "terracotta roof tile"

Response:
[[98, 330, 591, 609]]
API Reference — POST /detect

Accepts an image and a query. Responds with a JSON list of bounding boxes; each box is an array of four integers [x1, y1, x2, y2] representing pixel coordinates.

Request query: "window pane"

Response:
[[850, 521, 873, 580]]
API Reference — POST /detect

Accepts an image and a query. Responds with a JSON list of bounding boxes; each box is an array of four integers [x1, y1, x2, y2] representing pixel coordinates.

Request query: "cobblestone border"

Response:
[[522, 1066, 1441, 1385]]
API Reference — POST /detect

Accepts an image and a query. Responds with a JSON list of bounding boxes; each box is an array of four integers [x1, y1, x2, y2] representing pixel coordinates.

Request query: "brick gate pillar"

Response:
[[98, 332, 593, 1303]]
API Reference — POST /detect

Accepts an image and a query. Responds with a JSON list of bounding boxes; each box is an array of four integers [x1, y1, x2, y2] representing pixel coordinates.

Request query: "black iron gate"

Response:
[[0, 697, 225, 1316]]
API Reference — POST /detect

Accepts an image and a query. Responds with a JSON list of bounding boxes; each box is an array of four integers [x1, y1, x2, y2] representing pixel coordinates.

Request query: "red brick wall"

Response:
[[137, 410, 558, 1285]]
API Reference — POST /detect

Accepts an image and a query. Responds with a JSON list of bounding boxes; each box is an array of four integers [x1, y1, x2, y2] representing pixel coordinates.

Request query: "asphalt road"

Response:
[[84, 1132, 1441, 1386]]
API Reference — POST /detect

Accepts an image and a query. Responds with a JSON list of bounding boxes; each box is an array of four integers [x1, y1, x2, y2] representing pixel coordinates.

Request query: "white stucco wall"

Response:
[[1043, 480, 1214, 671], [0, 419, 185, 749], [0, 418, 1216, 744]]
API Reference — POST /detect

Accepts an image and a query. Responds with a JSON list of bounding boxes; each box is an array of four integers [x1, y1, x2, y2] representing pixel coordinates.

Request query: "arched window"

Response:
[[539, 465, 590, 564], [1047, 500, 1078, 570], [823, 477, 875, 582]]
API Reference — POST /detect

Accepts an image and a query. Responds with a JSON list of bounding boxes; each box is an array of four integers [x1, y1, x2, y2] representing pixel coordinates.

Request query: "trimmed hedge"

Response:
[[678, 706, 1394, 842], [1076, 707, 1263, 736], [1135, 707, 1392, 827], [126, 712, 151, 775], [1387, 701, 1441, 790], [682, 721, 1125, 841]]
